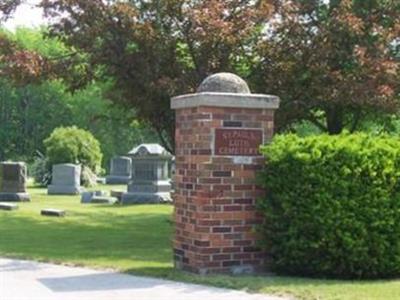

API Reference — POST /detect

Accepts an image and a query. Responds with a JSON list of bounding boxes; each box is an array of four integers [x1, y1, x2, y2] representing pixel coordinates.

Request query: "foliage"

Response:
[[44, 126, 103, 174], [0, 27, 159, 167], [29, 152, 51, 186], [0, 0, 22, 22], [3, 0, 272, 152], [256, 0, 400, 134], [0, 78, 72, 161], [0, 30, 51, 84], [259, 133, 400, 279], [2, 1, 400, 143], [81, 165, 98, 187], [67, 80, 159, 169], [286, 120, 323, 137]]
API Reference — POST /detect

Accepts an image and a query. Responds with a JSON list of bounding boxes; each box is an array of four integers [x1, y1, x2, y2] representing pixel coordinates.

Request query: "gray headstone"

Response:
[[41, 208, 66, 217], [110, 190, 124, 201], [90, 196, 118, 204], [48, 164, 83, 195], [0, 202, 18, 211], [96, 177, 106, 184], [0, 162, 30, 202], [81, 190, 107, 204], [81, 191, 94, 204], [111, 157, 131, 176], [106, 156, 132, 184], [122, 144, 172, 204]]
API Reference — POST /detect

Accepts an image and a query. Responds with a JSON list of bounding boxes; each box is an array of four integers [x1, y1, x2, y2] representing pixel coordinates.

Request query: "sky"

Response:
[[3, 0, 45, 31]]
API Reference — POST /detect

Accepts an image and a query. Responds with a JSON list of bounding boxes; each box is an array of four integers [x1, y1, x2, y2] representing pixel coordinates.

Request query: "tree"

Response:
[[0, 28, 159, 165], [0, 78, 72, 161], [0, 0, 22, 22], [3, 1, 399, 140], [35, 0, 272, 152], [255, 0, 400, 134], [44, 126, 103, 173]]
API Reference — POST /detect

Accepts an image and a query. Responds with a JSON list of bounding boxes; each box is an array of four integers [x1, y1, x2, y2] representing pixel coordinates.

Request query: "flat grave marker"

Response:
[[90, 196, 118, 204], [0, 202, 18, 211], [41, 209, 66, 217]]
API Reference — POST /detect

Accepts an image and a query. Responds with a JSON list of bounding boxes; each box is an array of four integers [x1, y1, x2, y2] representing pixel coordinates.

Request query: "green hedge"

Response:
[[259, 133, 400, 279]]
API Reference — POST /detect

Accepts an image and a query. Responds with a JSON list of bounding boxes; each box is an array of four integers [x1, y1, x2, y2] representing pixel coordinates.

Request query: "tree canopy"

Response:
[[1, 0, 399, 151], [0, 28, 159, 166], [257, 0, 400, 134]]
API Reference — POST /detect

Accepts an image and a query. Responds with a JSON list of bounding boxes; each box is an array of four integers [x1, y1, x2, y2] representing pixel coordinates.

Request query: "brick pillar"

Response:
[[171, 73, 280, 274]]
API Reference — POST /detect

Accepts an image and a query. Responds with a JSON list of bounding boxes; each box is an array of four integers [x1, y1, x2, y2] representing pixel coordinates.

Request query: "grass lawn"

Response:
[[1, 185, 400, 300]]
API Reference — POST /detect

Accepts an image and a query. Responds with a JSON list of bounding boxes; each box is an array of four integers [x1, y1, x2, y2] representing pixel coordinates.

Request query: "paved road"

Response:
[[0, 258, 287, 300]]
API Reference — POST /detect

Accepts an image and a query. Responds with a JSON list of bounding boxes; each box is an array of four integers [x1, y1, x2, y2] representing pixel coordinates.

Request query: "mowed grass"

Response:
[[0, 185, 173, 273], [0, 185, 400, 300]]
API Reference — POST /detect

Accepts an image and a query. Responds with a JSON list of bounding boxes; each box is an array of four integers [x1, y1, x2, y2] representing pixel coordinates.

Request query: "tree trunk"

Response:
[[326, 107, 344, 135]]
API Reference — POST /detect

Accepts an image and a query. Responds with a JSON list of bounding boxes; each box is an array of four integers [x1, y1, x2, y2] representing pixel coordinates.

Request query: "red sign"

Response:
[[214, 129, 263, 156]]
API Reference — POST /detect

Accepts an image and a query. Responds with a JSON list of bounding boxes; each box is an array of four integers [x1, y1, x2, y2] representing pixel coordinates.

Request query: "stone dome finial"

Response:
[[197, 73, 251, 94]]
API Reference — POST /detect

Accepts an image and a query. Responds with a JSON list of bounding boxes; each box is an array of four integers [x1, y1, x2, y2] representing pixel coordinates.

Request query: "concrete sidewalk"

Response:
[[0, 258, 287, 300]]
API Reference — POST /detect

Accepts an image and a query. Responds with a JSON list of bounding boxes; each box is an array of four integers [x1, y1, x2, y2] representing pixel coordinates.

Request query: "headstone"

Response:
[[96, 177, 106, 184], [122, 144, 172, 204], [171, 72, 280, 274], [48, 164, 83, 195], [41, 208, 66, 217], [81, 191, 93, 204], [0, 162, 30, 202], [90, 196, 118, 204], [105, 156, 132, 184], [0, 202, 18, 211], [110, 190, 124, 201], [81, 190, 107, 204]]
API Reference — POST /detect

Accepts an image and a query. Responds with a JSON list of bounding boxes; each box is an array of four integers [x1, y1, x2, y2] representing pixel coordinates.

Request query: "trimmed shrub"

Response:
[[259, 133, 400, 279], [44, 126, 103, 175]]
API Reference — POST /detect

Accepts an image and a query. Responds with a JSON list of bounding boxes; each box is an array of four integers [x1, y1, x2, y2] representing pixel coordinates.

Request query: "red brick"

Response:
[[234, 185, 253, 191], [212, 227, 232, 233], [224, 205, 243, 212], [212, 171, 232, 177], [173, 105, 276, 274], [212, 185, 232, 191], [213, 254, 231, 261], [194, 240, 210, 247], [234, 198, 253, 204], [223, 233, 242, 240], [222, 247, 241, 253], [222, 260, 241, 267]]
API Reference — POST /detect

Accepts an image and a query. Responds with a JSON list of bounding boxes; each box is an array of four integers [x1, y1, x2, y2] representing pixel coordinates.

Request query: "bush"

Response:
[[81, 165, 98, 187], [29, 151, 51, 186], [259, 133, 400, 279], [44, 126, 103, 174]]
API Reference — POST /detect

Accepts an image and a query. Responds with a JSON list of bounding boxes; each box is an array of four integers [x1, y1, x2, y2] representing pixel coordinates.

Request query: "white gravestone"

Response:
[[47, 164, 83, 195]]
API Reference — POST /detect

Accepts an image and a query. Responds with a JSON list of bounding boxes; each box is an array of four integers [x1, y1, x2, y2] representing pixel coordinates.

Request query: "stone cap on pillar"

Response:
[[171, 72, 280, 110], [128, 143, 172, 160]]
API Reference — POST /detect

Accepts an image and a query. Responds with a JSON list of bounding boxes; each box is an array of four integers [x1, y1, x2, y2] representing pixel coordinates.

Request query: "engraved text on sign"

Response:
[[214, 129, 263, 156]]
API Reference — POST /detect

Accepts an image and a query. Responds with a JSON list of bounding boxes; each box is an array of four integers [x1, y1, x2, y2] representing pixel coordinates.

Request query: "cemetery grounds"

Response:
[[0, 184, 399, 300]]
